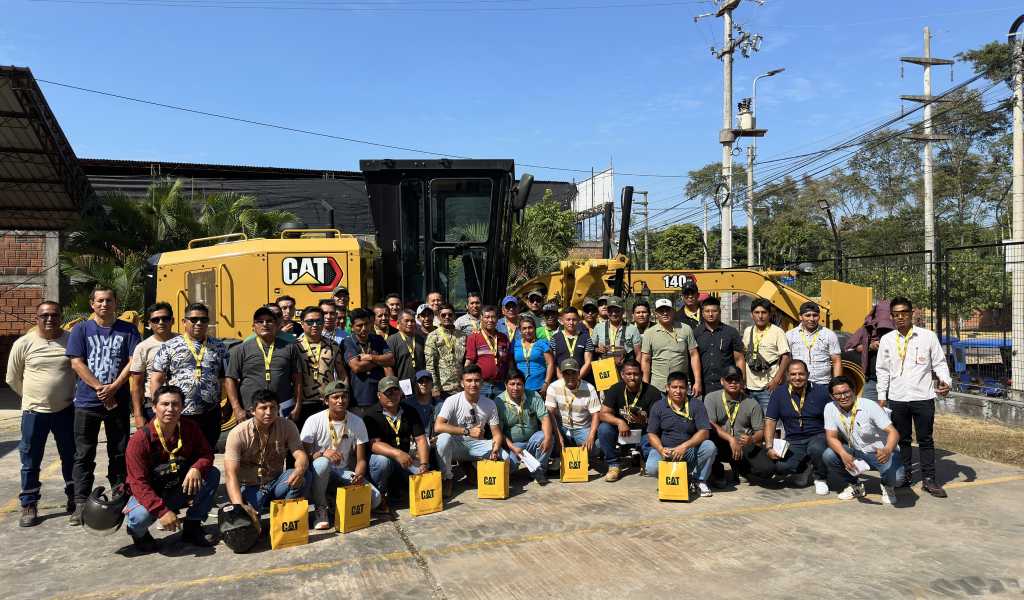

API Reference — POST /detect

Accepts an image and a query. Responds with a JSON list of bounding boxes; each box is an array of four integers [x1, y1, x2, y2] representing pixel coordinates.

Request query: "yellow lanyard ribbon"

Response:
[[752, 327, 766, 353], [837, 401, 860, 442], [504, 319, 518, 340], [668, 398, 691, 420], [255, 338, 274, 383], [565, 334, 578, 356], [301, 337, 323, 383], [505, 397, 527, 426], [521, 340, 535, 379], [684, 308, 699, 322], [605, 323, 619, 351], [789, 385, 806, 429], [799, 327, 821, 353], [624, 385, 642, 412], [384, 411, 402, 446], [895, 330, 914, 375], [183, 335, 207, 381], [722, 396, 741, 427], [481, 331, 498, 356], [399, 331, 416, 370], [153, 419, 183, 471]]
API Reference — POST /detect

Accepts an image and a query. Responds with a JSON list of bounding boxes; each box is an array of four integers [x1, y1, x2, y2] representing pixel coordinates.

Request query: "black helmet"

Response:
[[218, 504, 261, 553], [82, 485, 129, 536]]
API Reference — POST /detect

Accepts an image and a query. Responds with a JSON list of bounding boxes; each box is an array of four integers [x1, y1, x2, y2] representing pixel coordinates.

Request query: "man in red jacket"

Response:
[[124, 385, 219, 553]]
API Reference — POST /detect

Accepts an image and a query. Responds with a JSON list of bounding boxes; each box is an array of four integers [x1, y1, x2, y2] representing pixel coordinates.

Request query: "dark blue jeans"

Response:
[[596, 422, 652, 468], [240, 468, 314, 513], [20, 406, 76, 507], [773, 433, 828, 481]]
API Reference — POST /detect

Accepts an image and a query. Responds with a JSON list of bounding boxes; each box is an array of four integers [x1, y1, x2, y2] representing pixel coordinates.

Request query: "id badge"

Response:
[[916, 354, 927, 365]]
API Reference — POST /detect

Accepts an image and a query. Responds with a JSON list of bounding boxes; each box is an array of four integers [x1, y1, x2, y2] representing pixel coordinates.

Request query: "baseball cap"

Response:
[[542, 302, 559, 313], [415, 369, 432, 382], [527, 289, 544, 300], [681, 281, 699, 295], [721, 365, 744, 382], [501, 295, 519, 307], [654, 298, 674, 310], [597, 295, 609, 305], [321, 380, 349, 397], [416, 304, 431, 316], [559, 358, 581, 373], [332, 285, 349, 295], [253, 306, 276, 321], [799, 301, 821, 315], [378, 376, 402, 394], [582, 297, 598, 309], [606, 296, 623, 310]]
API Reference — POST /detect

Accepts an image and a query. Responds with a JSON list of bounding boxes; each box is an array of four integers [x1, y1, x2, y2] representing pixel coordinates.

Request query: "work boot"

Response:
[[897, 471, 913, 488], [604, 466, 621, 482], [131, 531, 160, 553], [20, 504, 39, 528], [68, 504, 84, 526], [922, 479, 948, 498], [181, 520, 217, 547], [65, 497, 76, 515], [442, 478, 454, 499]]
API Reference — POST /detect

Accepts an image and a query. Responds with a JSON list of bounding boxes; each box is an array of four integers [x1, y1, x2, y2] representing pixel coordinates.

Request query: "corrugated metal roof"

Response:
[[0, 66, 91, 230]]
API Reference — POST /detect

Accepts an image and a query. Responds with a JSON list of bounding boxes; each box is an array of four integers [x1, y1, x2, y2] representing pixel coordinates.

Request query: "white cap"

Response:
[[654, 298, 673, 310]]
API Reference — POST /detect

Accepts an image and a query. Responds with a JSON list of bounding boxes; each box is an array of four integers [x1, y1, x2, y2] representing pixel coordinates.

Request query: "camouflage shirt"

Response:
[[425, 327, 467, 394]]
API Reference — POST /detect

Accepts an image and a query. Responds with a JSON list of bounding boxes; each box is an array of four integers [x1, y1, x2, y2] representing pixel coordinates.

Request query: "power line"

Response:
[[28, 0, 711, 12]]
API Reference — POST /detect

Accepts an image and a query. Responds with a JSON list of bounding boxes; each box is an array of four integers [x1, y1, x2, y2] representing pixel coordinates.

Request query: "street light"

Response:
[[747, 67, 785, 267]]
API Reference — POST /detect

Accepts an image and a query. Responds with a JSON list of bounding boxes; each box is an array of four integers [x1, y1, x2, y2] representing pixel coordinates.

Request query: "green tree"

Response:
[[508, 188, 576, 287], [648, 224, 704, 270]]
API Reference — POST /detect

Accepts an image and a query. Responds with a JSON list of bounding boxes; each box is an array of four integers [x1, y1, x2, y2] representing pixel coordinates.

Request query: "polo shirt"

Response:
[[225, 417, 302, 485], [765, 382, 830, 441], [741, 324, 791, 391], [823, 398, 891, 453], [342, 334, 392, 408], [785, 326, 841, 385], [454, 313, 480, 336], [544, 379, 601, 429], [602, 381, 661, 424], [364, 405, 425, 454], [226, 337, 304, 411], [695, 322, 744, 394], [703, 389, 764, 438], [640, 322, 698, 392], [464, 330, 511, 382], [646, 397, 711, 448], [496, 390, 547, 443], [386, 331, 426, 383], [550, 330, 595, 368]]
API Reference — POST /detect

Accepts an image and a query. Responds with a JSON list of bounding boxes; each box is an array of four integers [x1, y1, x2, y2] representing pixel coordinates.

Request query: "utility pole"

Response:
[[745, 68, 784, 267], [901, 27, 952, 290], [1010, 15, 1024, 399], [703, 198, 709, 270], [635, 190, 650, 269]]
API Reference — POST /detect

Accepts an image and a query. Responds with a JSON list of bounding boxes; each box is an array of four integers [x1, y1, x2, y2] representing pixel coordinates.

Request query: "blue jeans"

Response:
[[19, 406, 76, 507], [240, 468, 314, 512], [824, 445, 904, 486], [507, 430, 552, 480], [367, 453, 424, 497], [310, 456, 381, 510], [125, 467, 220, 537], [481, 382, 505, 402], [773, 434, 828, 481], [747, 389, 772, 413], [435, 433, 506, 480], [860, 380, 878, 403], [596, 421, 652, 468], [643, 439, 717, 483]]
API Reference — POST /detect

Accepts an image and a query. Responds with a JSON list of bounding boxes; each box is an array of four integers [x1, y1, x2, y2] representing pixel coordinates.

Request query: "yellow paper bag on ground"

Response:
[[592, 357, 620, 392], [477, 459, 510, 499], [409, 470, 443, 517], [336, 484, 371, 533], [560, 446, 589, 482], [269, 498, 309, 549], [658, 460, 689, 502]]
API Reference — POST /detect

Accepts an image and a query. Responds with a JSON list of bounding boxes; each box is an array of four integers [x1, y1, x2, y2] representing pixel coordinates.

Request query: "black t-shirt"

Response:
[[386, 332, 426, 383], [695, 323, 744, 393], [363, 405, 425, 454], [602, 381, 661, 427]]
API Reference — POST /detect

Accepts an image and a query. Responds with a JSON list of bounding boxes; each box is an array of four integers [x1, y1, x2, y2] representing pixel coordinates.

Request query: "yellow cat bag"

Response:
[[560, 446, 589, 482], [336, 484, 371, 533], [409, 470, 443, 517], [477, 459, 510, 499], [269, 498, 309, 549], [658, 460, 689, 502]]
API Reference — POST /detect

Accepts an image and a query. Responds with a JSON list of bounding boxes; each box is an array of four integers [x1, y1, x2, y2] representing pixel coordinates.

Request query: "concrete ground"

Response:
[[1, 388, 1023, 600]]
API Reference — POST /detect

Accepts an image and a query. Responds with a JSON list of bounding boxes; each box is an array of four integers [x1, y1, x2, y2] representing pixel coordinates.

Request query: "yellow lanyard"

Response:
[[481, 330, 498, 356], [384, 410, 402, 446], [301, 337, 324, 382], [661, 325, 681, 345], [439, 328, 456, 353], [521, 340, 535, 379], [565, 334, 578, 356], [504, 318, 518, 340], [624, 385, 642, 412], [183, 335, 207, 381], [722, 396, 741, 427], [606, 323, 619, 350], [255, 422, 274, 482], [752, 327, 766, 353], [799, 327, 821, 353], [668, 398, 691, 420], [505, 397, 527, 426], [255, 338, 274, 383], [152, 419, 183, 471], [789, 385, 806, 429], [895, 330, 914, 375], [399, 331, 416, 370], [562, 386, 576, 415], [684, 308, 699, 322], [328, 417, 348, 450], [837, 401, 860, 442]]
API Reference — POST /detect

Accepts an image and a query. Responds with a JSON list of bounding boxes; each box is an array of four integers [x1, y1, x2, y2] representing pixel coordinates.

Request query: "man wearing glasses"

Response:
[[425, 303, 468, 402], [294, 305, 345, 429], [6, 301, 77, 527], [130, 303, 178, 429], [226, 306, 304, 421], [149, 303, 228, 449]]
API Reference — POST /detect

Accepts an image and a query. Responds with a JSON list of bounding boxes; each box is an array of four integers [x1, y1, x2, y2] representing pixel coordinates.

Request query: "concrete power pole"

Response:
[[703, 198, 710, 270], [637, 191, 650, 269], [901, 27, 952, 290], [1010, 15, 1024, 399]]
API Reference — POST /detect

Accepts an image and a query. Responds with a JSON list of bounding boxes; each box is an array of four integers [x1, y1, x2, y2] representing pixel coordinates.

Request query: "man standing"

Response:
[[373, 303, 398, 338], [824, 376, 903, 505], [225, 389, 312, 521], [226, 306, 304, 420], [123, 385, 219, 552], [416, 305, 436, 337], [876, 296, 951, 498], [592, 296, 642, 368], [596, 295, 610, 323], [641, 298, 702, 395], [276, 295, 303, 336], [523, 290, 545, 324], [301, 381, 381, 529], [550, 307, 594, 382], [763, 360, 831, 495], [645, 371, 717, 497], [786, 301, 842, 386], [7, 301, 77, 527], [679, 282, 702, 330], [365, 377, 431, 507], [496, 295, 520, 342], [703, 366, 770, 487], [536, 302, 560, 341], [434, 366, 505, 497], [67, 287, 140, 526], [455, 292, 483, 335], [294, 305, 344, 428], [425, 304, 467, 402], [497, 369, 553, 485], [694, 296, 746, 395], [597, 359, 661, 482], [631, 300, 653, 337], [580, 298, 600, 335], [385, 293, 403, 329], [150, 303, 228, 449], [343, 308, 396, 416], [320, 299, 349, 345], [387, 309, 426, 387], [130, 303, 177, 428], [464, 305, 510, 400], [742, 299, 791, 411], [427, 291, 444, 326], [545, 358, 602, 463]]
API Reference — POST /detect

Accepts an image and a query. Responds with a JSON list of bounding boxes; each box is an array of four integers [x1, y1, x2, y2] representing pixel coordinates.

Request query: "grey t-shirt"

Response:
[[129, 334, 176, 400], [227, 337, 304, 410], [437, 392, 500, 433], [703, 389, 764, 438], [387, 331, 426, 383], [823, 398, 891, 453]]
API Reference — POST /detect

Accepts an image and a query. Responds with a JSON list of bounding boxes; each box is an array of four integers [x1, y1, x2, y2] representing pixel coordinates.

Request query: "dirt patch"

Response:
[[934, 413, 1024, 467]]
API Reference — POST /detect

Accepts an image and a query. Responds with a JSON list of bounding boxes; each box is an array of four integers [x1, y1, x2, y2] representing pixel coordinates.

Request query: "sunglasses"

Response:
[[37, 313, 61, 321], [440, 313, 455, 319], [185, 316, 210, 324], [254, 319, 276, 326], [304, 319, 324, 326], [150, 316, 173, 324]]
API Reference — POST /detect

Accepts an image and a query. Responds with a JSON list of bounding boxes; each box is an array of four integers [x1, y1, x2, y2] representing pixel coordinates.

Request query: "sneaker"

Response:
[[534, 474, 549, 486], [604, 466, 621, 482], [922, 479, 948, 498], [838, 483, 865, 500], [131, 531, 159, 553], [897, 472, 913, 488], [68, 504, 84, 526], [313, 507, 331, 530], [19, 504, 39, 528], [813, 480, 830, 496], [880, 485, 896, 505], [698, 482, 713, 497]]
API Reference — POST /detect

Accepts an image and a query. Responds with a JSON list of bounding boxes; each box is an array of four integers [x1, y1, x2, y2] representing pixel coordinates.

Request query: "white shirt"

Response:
[[876, 326, 951, 403], [437, 392, 500, 432], [824, 398, 891, 453], [300, 409, 368, 467], [786, 325, 840, 385], [545, 378, 601, 429]]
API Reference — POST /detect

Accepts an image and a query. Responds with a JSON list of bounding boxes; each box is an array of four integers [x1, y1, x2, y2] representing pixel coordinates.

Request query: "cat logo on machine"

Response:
[[281, 256, 343, 292]]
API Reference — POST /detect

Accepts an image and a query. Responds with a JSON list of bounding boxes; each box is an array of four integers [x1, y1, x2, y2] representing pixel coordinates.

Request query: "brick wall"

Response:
[[0, 231, 54, 385], [0, 233, 45, 277]]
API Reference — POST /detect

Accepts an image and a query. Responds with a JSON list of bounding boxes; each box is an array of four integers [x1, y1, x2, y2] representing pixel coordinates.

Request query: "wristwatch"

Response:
[[463, 426, 471, 436]]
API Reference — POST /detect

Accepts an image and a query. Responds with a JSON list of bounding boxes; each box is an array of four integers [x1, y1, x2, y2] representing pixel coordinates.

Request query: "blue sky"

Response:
[[2, 0, 1020, 226]]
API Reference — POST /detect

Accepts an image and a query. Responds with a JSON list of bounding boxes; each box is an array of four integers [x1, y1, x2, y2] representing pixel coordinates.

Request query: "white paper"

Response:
[[399, 378, 413, 396], [772, 438, 790, 457], [847, 459, 870, 476], [520, 450, 541, 473], [618, 429, 642, 445]]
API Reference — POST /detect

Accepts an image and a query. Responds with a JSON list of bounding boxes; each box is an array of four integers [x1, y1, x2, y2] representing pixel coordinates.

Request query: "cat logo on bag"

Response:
[[281, 256, 343, 292], [350, 504, 365, 516], [569, 461, 580, 469], [281, 519, 300, 532], [421, 489, 435, 500], [483, 476, 497, 485], [665, 476, 680, 485]]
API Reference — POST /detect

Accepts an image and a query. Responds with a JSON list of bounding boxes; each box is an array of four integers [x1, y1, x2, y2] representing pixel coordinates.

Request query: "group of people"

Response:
[[6, 280, 952, 554]]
